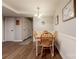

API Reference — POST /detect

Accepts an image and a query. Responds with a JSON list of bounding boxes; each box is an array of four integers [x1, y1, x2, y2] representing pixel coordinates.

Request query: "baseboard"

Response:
[[23, 36, 32, 41], [55, 44, 66, 59], [12, 40, 23, 42], [3, 40, 22, 42], [2, 40, 5, 42], [23, 34, 32, 41], [3, 34, 32, 42], [55, 32, 76, 59]]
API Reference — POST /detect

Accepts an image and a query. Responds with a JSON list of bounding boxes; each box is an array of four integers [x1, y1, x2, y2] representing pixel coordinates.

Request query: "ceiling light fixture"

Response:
[[34, 7, 41, 18]]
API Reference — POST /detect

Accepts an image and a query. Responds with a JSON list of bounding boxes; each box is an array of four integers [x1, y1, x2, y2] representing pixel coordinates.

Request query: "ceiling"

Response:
[[2, 0, 61, 17]]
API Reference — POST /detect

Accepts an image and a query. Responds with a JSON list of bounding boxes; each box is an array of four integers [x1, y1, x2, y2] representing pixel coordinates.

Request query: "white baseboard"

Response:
[[12, 40, 23, 42], [3, 34, 32, 42], [23, 34, 32, 41], [55, 44, 67, 59], [3, 40, 22, 42]]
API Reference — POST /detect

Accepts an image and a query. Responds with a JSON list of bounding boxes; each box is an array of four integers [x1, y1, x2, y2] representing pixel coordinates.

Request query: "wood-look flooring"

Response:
[[2, 41, 62, 59]]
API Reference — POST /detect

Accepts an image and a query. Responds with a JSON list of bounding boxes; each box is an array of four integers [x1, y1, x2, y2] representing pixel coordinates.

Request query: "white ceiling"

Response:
[[2, 0, 61, 17]]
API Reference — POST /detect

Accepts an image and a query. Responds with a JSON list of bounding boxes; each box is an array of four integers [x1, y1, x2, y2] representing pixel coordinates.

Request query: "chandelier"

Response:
[[34, 7, 41, 17]]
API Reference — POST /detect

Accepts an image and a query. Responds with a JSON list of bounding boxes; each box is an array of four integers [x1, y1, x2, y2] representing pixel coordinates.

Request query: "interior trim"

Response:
[[2, 2, 34, 15], [2, 2, 19, 14]]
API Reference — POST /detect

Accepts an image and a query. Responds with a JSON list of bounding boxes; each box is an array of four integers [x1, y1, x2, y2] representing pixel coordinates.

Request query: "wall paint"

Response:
[[15, 17, 23, 41], [33, 17, 54, 32], [5, 17, 16, 41], [33, 16, 54, 41], [2, 17, 5, 42], [22, 18, 33, 40], [4, 17, 32, 42], [53, 0, 76, 59], [15, 17, 33, 41], [54, 0, 76, 37]]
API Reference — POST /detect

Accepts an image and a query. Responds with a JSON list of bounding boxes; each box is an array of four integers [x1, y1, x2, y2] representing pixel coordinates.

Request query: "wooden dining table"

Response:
[[35, 35, 55, 56]]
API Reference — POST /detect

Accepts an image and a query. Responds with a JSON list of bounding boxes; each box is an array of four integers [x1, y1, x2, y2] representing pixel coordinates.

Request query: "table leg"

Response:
[[36, 41, 38, 56], [51, 46, 54, 56]]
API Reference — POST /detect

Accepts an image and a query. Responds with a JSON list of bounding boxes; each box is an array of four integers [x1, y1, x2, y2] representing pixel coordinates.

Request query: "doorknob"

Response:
[[11, 30, 13, 31]]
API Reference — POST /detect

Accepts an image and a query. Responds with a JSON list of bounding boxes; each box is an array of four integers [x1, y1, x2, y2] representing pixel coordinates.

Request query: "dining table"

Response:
[[35, 34, 55, 56]]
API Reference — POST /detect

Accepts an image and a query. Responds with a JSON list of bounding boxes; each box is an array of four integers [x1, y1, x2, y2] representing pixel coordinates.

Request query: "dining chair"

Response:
[[40, 31, 54, 58], [53, 31, 58, 42]]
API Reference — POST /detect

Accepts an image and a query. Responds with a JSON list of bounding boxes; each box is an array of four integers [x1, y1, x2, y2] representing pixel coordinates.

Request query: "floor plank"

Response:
[[2, 41, 62, 59]]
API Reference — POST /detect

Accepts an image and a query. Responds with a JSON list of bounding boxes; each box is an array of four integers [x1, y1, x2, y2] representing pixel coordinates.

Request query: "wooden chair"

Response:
[[53, 31, 58, 42], [40, 31, 54, 58]]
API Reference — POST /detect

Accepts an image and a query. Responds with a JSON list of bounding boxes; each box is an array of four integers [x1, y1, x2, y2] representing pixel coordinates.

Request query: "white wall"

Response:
[[53, 0, 76, 59], [15, 17, 33, 41], [4, 17, 32, 42], [22, 18, 33, 40], [2, 17, 5, 42], [33, 16, 54, 41], [15, 17, 23, 41], [33, 17, 54, 32], [56, 32, 76, 59], [5, 17, 16, 41]]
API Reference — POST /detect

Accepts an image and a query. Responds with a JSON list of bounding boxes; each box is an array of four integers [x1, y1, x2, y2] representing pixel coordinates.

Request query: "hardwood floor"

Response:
[[2, 41, 62, 59]]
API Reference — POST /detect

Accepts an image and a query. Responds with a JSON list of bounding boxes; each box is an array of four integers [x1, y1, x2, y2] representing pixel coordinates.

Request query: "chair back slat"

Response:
[[41, 31, 54, 47]]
